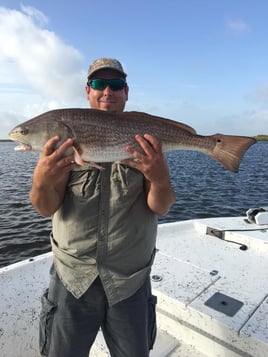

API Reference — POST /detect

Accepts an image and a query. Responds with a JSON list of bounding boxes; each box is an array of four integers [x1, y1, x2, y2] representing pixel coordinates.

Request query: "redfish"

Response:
[[8, 108, 256, 172]]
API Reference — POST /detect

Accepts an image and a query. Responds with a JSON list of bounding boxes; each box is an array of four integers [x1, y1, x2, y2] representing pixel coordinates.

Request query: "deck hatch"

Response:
[[204, 292, 244, 317]]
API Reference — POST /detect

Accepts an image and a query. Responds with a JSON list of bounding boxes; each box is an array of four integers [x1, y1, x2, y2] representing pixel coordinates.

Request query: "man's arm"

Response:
[[29, 136, 77, 217], [123, 134, 176, 216]]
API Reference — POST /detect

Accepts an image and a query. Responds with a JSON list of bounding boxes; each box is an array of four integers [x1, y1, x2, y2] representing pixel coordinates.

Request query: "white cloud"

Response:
[[226, 19, 250, 35], [20, 4, 49, 26], [247, 82, 268, 105], [247, 110, 268, 134], [214, 110, 268, 136], [0, 5, 88, 138], [0, 6, 86, 101]]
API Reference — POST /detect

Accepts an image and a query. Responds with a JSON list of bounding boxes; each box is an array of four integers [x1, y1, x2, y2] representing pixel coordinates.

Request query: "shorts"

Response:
[[39, 267, 157, 357]]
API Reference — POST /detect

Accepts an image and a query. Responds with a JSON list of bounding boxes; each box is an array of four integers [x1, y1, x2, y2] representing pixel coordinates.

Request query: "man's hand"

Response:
[[33, 136, 77, 188], [122, 134, 175, 216], [123, 134, 169, 183], [30, 136, 77, 216]]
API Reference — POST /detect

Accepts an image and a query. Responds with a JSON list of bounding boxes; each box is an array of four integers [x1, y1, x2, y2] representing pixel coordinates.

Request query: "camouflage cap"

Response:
[[87, 58, 127, 79]]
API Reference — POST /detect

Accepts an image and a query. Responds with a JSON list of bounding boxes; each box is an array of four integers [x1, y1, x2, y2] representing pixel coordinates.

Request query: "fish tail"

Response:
[[208, 134, 256, 172]]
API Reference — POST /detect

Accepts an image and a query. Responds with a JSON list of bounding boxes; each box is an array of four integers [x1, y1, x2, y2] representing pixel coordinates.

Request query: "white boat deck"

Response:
[[152, 217, 268, 357], [0, 216, 268, 356]]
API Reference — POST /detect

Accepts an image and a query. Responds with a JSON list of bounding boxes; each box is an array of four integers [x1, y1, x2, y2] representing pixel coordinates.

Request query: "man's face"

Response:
[[85, 69, 128, 112]]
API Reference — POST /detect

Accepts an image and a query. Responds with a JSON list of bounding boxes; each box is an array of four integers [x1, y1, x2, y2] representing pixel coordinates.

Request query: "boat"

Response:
[[1, 208, 268, 357]]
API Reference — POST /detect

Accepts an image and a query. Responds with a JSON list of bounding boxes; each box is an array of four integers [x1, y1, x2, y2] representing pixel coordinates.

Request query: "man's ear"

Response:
[[124, 85, 129, 101], [85, 84, 90, 98]]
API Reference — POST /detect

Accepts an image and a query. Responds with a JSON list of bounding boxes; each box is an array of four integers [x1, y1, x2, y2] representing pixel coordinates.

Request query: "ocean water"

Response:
[[1, 141, 267, 268]]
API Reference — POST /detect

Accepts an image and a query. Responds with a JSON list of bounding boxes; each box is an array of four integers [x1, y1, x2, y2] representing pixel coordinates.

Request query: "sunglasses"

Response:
[[87, 78, 127, 91]]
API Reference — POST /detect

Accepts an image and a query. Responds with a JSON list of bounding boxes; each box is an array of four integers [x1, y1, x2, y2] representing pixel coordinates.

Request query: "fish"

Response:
[[8, 108, 256, 172]]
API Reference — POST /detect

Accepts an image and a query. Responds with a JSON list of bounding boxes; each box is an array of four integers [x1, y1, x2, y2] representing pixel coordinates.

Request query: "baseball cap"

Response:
[[87, 58, 127, 79]]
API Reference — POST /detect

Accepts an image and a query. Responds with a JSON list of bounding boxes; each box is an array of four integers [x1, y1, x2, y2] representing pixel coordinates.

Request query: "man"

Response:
[[30, 58, 175, 357]]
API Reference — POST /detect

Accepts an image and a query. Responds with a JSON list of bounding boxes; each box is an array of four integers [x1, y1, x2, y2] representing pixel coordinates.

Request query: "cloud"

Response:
[[225, 19, 250, 36], [246, 82, 268, 105], [20, 4, 49, 26], [0, 5, 89, 137], [214, 109, 268, 136], [0, 6, 86, 102], [243, 110, 268, 135]]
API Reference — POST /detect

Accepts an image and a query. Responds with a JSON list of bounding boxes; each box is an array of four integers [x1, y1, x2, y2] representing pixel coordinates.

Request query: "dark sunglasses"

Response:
[[87, 78, 127, 91]]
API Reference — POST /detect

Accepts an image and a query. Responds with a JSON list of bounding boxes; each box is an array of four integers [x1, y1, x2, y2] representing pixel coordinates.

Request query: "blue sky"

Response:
[[1, 0, 268, 138]]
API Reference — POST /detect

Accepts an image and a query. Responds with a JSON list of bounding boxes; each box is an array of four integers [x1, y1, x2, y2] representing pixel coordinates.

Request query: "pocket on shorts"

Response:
[[148, 295, 157, 350], [39, 288, 57, 356]]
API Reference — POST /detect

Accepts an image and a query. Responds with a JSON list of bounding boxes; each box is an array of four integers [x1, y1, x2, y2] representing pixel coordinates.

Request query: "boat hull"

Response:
[[1, 217, 268, 356]]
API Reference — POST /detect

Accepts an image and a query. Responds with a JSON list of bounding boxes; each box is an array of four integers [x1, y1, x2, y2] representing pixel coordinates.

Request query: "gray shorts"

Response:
[[39, 266, 157, 357]]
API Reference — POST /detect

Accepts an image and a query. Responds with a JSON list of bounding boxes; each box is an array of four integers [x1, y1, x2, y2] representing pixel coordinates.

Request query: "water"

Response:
[[1, 141, 267, 268]]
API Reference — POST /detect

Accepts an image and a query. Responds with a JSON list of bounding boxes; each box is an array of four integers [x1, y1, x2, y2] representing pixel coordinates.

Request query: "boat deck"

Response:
[[0, 216, 268, 356], [152, 217, 268, 357]]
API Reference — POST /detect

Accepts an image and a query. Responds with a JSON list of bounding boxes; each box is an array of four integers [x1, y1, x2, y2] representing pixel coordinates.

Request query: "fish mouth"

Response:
[[13, 142, 32, 151]]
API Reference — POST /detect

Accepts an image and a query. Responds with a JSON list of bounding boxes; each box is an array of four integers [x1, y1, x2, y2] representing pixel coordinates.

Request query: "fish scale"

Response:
[[8, 108, 256, 172]]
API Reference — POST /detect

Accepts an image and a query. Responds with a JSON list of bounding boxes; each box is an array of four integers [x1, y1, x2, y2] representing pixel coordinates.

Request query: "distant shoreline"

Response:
[[255, 135, 268, 141]]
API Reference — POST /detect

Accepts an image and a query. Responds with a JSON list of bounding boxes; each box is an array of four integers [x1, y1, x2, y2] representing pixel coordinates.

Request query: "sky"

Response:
[[0, 0, 268, 138]]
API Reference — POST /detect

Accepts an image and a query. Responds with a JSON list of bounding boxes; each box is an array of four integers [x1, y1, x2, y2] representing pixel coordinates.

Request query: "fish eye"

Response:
[[18, 127, 29, 135]]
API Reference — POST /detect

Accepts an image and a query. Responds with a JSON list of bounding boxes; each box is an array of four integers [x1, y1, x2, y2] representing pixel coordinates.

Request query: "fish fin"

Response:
[[14, 143, 32, 151], [72, 146, 85, 165], [208, 134, 256, 172], [85, 161, 104, 170], [72, 146, 104, 170], [123, 111, 197, 135]]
